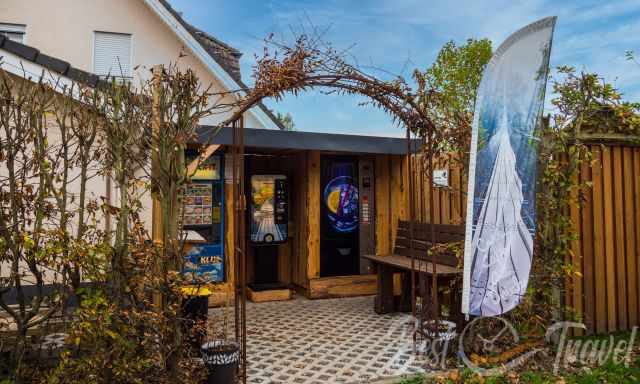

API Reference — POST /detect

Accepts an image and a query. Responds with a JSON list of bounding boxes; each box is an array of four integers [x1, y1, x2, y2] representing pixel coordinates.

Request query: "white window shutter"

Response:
[[0, 23, 26, 43], [94, 32, 132, 79]]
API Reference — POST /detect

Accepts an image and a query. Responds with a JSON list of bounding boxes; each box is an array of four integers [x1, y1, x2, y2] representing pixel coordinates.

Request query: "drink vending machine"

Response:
[[320, 156, 360, 277], [320, 156, 376, 277], [181, 154, 225, 283], [249, 175, 288, 287], [250, 175, 288, 245]]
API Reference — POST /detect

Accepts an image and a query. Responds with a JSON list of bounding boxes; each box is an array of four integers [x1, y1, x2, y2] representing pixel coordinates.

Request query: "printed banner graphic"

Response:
[[462, 17, 556, 316]]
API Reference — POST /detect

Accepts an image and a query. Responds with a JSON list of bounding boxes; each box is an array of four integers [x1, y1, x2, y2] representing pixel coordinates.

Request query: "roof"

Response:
[[0, 34, 106, 88], [154, 0, 285, 130], [198, 126, 419, 155], [157, 0, 243, 82]]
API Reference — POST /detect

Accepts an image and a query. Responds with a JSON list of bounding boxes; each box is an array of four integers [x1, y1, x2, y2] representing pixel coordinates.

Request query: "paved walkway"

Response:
[[242, 296, 427, 384]]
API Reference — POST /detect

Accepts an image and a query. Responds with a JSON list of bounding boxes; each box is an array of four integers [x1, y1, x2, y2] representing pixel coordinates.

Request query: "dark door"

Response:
[[320, 156, 359, 277]]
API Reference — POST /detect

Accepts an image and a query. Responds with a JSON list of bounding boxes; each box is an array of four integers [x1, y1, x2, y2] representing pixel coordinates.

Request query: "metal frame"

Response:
[[406, 128, 440, 350], [231, 116, 248, 383]]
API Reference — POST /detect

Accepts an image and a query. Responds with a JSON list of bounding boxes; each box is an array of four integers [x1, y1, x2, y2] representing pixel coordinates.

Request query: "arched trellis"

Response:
[[192, 35, 470, 382]]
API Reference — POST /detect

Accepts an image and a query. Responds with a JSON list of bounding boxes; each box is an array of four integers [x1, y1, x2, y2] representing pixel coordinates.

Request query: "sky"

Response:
[[169, 0, 640, 137]]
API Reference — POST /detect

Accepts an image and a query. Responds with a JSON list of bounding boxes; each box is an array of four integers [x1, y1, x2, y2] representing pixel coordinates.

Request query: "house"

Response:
[[0, 0, 282, 129], [0, 0, 284, 294], [0, 0, 286, 244]]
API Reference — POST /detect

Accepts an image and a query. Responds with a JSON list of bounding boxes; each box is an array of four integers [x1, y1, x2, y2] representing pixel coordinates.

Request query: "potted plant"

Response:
[[201, 293, 239, 384]]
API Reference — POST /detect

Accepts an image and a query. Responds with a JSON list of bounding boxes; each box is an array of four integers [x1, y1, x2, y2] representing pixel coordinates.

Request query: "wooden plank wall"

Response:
[[409, 154, 466, 226], [375, 155, 410, 254], [566, 143, 640, 334]]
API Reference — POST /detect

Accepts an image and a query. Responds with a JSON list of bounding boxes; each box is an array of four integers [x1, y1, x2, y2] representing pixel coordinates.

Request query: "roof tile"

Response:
[[3, 39, 39, 61], [35, 53, 70, 76], [67, 67, 99, 87]]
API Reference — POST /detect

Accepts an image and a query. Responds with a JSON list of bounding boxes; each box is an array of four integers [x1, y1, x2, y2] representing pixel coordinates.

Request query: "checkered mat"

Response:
[[233, 296, 430, 384]]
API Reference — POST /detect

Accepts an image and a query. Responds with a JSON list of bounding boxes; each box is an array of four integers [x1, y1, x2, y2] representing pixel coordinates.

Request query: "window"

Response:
[[0, 23, 26, 43], [93, 31, 132, 80]]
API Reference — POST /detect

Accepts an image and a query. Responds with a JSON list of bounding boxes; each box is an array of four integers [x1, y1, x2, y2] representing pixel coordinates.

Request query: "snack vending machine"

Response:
[[181, 154, 225, 283]]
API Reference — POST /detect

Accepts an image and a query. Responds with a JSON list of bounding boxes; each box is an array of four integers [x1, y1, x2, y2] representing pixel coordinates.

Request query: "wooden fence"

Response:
[[566, 143, 640, 334], [409, 143, 640, 335]]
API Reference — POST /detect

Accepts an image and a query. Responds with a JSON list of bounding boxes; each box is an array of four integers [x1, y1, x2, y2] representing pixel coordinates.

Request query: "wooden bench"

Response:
[[363, 220, 464, 316]]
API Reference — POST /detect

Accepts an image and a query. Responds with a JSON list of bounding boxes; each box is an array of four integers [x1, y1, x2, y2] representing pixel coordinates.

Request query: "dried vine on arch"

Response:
[[204, 34, 467, 163]]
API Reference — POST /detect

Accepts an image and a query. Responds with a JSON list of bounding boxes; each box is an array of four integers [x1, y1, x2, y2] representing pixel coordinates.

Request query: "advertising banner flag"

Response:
[[462, 17, 556, 317]]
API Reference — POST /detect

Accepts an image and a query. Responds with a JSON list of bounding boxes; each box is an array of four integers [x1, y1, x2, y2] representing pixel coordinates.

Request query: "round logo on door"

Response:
[[324, 176, 359, 233]]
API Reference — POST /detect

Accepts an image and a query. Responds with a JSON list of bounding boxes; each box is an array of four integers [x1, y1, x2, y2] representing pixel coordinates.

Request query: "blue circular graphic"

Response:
[[324, 176, 359, 233]]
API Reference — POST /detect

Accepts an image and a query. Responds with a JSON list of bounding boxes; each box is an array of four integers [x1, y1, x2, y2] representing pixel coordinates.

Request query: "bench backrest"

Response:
[[393, 220, 465, 267]]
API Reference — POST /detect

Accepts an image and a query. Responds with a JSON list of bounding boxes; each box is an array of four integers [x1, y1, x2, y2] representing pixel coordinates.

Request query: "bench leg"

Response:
[[396, 271, 412, 312], [375, 264, 394, 314], [450, 278, 465, 330]]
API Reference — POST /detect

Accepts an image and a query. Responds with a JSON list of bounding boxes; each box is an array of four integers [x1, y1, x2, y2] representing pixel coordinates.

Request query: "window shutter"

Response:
[[94, 32, 132, 79], [0, 23, 26, 43]]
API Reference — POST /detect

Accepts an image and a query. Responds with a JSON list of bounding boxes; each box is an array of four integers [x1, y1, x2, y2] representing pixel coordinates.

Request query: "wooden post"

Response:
[[306, 151, 321, 280], [375, 265, 395, 314]]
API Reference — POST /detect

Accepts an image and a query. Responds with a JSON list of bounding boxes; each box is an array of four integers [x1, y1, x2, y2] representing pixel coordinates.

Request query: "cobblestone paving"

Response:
[[243, 296, 427, 384]]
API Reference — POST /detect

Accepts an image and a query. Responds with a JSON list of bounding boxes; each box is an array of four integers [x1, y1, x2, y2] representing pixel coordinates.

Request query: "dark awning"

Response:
[[197, 126, 420, 155]]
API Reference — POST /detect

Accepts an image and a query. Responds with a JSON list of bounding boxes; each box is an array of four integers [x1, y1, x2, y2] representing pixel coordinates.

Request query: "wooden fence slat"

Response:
[[623, 147, 638, 328], [461, 164, 468, 219], [634, 148, 640, 327], [375, 156, 391, 255], [591, 146, 608, 334], [442, 157, 451, 224], [451, 160, 461, 224], [612, 147, 628, 330], [433, 158, 441, 224], [602, 147, 618, 332], [570, 163, 583, 336], [418, 156, 425, 222], [424, 157, 432, 225], [580, 156, 595, 334], [563, 154, 573, 328]]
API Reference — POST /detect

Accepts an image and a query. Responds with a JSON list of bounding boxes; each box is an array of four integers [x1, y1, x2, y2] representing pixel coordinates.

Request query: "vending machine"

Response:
[[320, 156, 360, 277], [249, 175, 288, 286], [250, 175, 288, 245], [181, 154, 225, 283]]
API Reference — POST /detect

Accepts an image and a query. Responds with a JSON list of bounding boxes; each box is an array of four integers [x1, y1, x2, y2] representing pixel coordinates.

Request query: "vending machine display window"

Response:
[[181, 154, 225, 283], [183, 184, 214, 226], [250, 175, 288, 245], [320, 156, 360, 277], [324, 175, 359, 233]]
